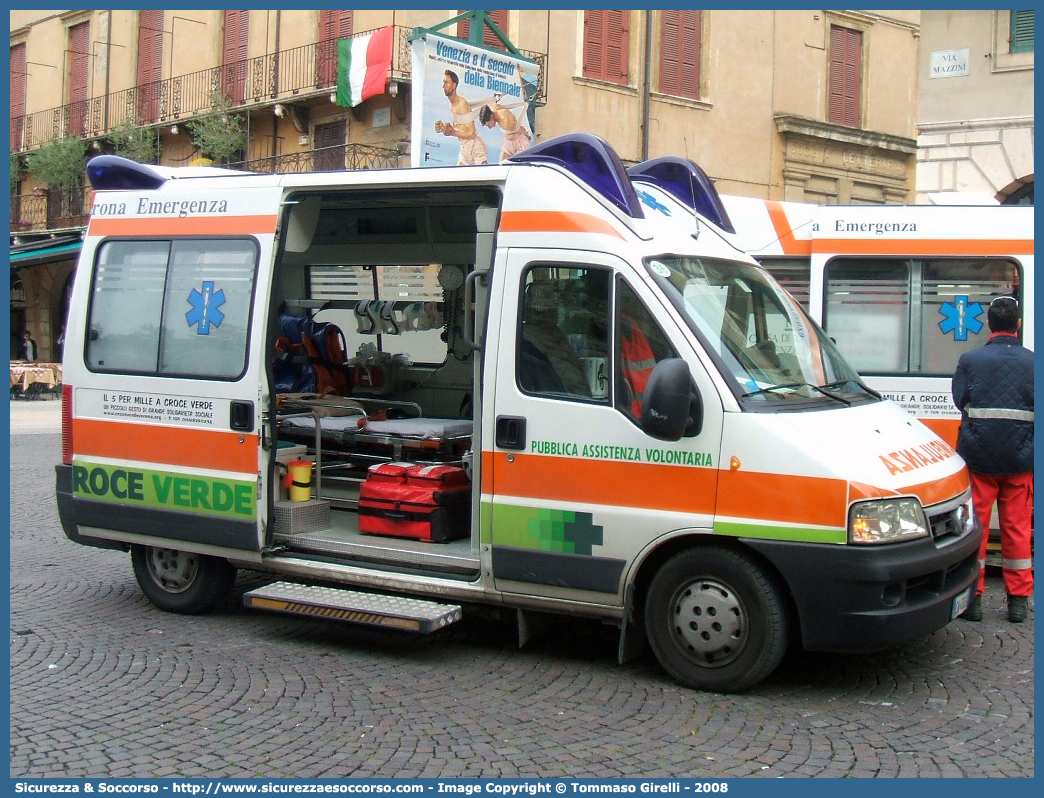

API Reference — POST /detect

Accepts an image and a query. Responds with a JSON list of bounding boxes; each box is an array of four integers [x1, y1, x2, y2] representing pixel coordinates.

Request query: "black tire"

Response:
[[131, 544, 236, 615], [644, 546, 788, 693]]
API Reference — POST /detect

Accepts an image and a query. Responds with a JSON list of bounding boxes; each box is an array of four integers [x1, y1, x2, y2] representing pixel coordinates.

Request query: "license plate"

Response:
[[951, 587, 972, 619]]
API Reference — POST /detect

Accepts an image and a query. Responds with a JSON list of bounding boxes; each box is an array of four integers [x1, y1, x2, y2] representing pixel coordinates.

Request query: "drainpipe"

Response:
[[103, 10, 112, 132], [272, 11, 281, 159], [641, 10, 652, 161]]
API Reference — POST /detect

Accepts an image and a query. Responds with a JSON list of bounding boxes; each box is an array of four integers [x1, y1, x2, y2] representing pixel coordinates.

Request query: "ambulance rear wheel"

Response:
[[644, 547, 788, 693], [131, 545, 236, 615]]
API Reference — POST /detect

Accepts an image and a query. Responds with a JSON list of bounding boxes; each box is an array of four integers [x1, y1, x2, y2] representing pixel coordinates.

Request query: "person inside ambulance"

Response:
[[519, 271, 590, 398], [617, 282, 676, 420]]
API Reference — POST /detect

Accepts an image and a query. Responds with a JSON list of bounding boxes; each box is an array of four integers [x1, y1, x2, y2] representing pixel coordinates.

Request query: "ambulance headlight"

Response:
[[849, 498, 929, 544], [957, 498, 975, 536]]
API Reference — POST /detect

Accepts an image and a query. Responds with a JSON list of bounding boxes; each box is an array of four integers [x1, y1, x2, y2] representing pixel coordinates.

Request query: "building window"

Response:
[[10, 42, 26, 151], [583, 10, 630, 85], [137, 11, 164, 124], [317, 10, 353, 89], [1010, 10, 1034, 53], [222, 10, 249, 104], [458, 10, 508, 50], [828, 25, 862, 128], [659, 10, 701, 100], [67, 21, 91, 137]]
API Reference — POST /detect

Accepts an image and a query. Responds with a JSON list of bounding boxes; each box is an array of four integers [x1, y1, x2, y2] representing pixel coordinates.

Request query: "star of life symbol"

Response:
[[185, 281, 226, 335], [938, 294, 983, 342], [636, 189, 672, 216]]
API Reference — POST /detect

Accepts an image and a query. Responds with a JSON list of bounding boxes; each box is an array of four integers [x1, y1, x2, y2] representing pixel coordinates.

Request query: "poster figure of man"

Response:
[[479, 100, 532, 161], [411, 33, 540, 168], [434, 70, 488, 165]]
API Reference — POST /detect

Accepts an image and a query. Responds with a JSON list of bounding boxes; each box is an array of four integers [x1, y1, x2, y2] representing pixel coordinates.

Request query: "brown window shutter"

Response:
[[68, 22, 90, 137], [222, 10, 250, 103], [318, 10, 353, 88], [137, 11, 164, 124], [459, 10, 508, 50], [660, 10, 700, 99], [11, 42, 26, 150], [829, 25, 861, 127], [486, 10, 508, 50], [583, 10, 607, 80], [845, 29, 862, 126], [606, 10, 630, 84]]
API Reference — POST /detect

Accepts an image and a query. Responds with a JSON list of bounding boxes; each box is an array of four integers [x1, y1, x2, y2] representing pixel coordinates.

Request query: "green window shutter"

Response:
[[1011, 10, 1034, 54]]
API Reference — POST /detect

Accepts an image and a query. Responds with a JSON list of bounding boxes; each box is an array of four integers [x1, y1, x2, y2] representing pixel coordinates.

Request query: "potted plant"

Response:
[[27, 136, 88, 227], [10, 152, 23, 193], [188, 91, 248, 165], [107, 118, 160, 164], [27, 136, 88, 194]]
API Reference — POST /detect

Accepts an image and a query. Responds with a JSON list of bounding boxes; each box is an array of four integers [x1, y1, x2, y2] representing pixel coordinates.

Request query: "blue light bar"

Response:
[[627, 157, 735, 233], [85, 154, 167, 191], [507, 133, 644, 218]]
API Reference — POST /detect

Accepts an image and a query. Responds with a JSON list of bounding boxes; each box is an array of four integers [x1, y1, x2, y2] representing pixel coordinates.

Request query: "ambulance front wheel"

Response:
[[644, 547, 789, 693], [131, 545, 237, 615]]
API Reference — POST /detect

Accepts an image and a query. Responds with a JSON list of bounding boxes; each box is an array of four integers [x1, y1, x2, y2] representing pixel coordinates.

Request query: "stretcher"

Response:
[[279, 413, 472, 461], [275, 394, 473, 504]]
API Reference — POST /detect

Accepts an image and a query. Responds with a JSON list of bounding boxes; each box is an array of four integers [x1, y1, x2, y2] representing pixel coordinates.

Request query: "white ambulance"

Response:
[[718, 195, 1034, 450], [56, 134, 979, 693]]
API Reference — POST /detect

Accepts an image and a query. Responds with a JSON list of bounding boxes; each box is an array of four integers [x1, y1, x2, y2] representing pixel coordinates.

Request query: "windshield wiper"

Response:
[[742, 382, 815, 399], [742, 382, 851, 405], [820, 379, 880, 401]]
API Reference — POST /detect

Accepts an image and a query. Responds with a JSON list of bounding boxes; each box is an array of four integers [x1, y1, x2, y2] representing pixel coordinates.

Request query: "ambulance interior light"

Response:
[[628, 157, 735, 233], [507, 133, 644, 219], [86, 154, 167, 191]]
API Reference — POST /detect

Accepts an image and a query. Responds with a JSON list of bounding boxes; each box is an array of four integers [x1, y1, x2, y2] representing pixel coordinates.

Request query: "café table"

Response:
[[10, 361, 62, 399]]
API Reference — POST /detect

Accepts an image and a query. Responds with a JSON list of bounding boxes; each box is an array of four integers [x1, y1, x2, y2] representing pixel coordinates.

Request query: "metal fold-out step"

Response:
[[243, 581, 462, 633]]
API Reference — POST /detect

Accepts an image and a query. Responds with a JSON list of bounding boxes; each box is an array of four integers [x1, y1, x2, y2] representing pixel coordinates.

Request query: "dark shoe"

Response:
[[961, 594, 982, 622], [1007, 595, 1028, 624]]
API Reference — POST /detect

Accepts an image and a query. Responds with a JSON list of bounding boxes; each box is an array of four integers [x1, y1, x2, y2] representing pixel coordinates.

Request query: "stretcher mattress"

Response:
[[280, 415, 471, 441]]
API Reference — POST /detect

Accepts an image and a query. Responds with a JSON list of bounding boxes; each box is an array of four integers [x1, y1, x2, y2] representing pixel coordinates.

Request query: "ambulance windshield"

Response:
[[646, 256, 875, 407]]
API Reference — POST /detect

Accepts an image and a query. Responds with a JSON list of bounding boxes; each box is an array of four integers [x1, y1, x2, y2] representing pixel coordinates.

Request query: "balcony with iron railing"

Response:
[[10, 25, 548, 154], [9, 142, 405, 234]]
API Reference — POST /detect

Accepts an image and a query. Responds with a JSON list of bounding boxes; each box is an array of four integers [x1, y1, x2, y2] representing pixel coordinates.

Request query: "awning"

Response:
[[10, 235, 83, 268]]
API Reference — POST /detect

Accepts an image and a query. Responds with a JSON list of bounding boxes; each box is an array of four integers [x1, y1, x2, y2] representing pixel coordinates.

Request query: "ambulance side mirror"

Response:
[[641, 358, 702, 441]]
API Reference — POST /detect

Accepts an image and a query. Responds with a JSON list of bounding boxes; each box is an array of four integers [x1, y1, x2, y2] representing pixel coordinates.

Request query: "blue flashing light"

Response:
[[507, 133, 644, 218], [627, 157, 735, 233], [85, 154, 167, 191]]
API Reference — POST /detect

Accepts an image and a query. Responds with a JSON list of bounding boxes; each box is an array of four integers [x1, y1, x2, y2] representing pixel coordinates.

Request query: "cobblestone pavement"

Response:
[[9, 400, 1034, 779]]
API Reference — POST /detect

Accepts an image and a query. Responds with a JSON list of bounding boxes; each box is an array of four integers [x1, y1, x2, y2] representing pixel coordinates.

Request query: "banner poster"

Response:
[[410, 32, 539, 167]]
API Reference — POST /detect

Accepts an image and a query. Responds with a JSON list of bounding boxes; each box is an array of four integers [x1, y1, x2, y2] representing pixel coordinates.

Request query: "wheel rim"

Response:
[[669, 577, 747, 668], [144, 548, 199, 594]]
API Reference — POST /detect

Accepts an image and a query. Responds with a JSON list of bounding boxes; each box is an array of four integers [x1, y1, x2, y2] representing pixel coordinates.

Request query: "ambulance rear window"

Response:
[[824, 257, 1022, 376], [85, 238, 258, 379]]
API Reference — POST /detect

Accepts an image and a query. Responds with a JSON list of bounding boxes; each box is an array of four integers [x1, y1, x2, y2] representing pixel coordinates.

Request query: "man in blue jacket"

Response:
[[952, 296, 1034, 623]]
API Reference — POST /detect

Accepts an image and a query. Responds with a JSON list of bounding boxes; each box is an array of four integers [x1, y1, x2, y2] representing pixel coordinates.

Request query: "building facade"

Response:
[[10, 10, 927, 361], [916, 9, 1034, 204]]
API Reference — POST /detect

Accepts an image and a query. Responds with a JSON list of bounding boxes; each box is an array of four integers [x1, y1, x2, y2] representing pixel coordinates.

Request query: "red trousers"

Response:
[[971, 471, 1034, 596]]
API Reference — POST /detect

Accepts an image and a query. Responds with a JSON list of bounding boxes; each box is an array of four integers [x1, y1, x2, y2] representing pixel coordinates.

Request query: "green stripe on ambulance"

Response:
[[72, 461, 255, 519]]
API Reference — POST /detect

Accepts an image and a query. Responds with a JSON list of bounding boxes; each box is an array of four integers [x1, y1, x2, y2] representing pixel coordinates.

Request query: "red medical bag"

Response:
[[358, 462, 470, 542]]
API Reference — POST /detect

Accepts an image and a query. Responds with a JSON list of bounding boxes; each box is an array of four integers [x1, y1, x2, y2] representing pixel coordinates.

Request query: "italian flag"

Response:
[[336, 26, 394, 107]]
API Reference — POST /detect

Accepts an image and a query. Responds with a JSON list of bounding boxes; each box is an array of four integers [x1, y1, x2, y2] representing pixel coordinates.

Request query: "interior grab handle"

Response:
[[461, 269, 488, 352]]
